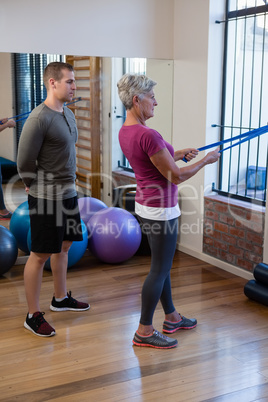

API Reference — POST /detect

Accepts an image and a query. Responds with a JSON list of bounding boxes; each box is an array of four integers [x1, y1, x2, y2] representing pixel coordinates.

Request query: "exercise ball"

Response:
[[0, 225, 18, 275], [87, 207, 142, 264], [254, 263, 268, 286], [78, 197, 107, 225], [27, 219, 88, 269], [9, 201, 30, 254], [244, 279, 268, 306], [67, 220, 89, 268]]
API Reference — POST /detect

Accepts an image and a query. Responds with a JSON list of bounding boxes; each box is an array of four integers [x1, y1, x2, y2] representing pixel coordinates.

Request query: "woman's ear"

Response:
[[133, 95, 139, 104]]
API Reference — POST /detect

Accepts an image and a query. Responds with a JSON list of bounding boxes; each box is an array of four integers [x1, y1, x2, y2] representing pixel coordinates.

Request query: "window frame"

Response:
[[215, 0, 268, 206], [12, 53, 64, 148]]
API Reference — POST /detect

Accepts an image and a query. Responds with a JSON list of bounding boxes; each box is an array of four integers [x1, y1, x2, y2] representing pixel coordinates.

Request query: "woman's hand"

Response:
[[204, 147, 221, 164], [0, 118, 15, 131], [7, 119, 16, 128], [175, 148, 199, 162]]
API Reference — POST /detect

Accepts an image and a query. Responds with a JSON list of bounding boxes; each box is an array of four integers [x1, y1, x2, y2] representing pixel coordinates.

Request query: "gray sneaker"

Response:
[[163, 315, 197, 334], [133, 330, 178, 349]]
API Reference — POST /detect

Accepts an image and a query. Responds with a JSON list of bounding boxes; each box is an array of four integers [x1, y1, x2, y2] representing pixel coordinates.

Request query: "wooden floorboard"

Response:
[[1, 184, 268, 401], [1, 248, 268, 401]]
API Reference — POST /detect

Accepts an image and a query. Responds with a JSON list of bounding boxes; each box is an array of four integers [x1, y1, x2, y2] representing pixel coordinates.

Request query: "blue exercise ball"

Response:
[[78, 196, 107, 225], [0, 225, 18, 275], [87, 207, 142, 264], [67, 220, 89, 268], [9, 201, 30, 254], [27, 219, 88, 269]]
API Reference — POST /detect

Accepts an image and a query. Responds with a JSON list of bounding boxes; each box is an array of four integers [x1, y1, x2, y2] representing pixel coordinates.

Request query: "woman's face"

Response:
[[138, 90, 158, 121]]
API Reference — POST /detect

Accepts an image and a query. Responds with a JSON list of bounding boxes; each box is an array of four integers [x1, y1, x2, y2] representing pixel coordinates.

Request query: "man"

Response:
[[17, 62, 89, 337]]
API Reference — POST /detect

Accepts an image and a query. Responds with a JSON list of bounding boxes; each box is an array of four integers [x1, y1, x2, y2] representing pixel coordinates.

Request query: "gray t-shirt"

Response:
[[17, 103, 78, 200]]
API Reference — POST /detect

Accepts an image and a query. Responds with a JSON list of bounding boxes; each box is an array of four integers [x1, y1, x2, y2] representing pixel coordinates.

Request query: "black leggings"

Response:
[[0, 168, 6, 210], [138, 216, 178, 326]]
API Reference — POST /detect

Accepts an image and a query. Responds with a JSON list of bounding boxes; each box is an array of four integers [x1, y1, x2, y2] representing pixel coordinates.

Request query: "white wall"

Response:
[[146, 59, 174, 144], [0, 0, 174, 59], [0, 53, 16, 161], [173, 0, 212, 253]]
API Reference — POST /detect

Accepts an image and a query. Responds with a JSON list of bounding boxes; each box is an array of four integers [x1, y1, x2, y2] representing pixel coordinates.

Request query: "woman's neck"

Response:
[[124, 109, 146, 126]]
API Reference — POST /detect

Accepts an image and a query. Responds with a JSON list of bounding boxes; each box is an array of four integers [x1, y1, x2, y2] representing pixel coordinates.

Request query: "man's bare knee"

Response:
[[29, 251, 51, 266], [61, 241, 72, 253]]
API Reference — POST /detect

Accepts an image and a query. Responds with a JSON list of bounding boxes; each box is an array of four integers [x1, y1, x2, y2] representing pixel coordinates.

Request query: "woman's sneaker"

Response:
[[50, 291, 90, 312], [24, 312, 56, 337], [0, 211, 12, 220], [133, 330, 178, 349], [163, 315, 197, 334]]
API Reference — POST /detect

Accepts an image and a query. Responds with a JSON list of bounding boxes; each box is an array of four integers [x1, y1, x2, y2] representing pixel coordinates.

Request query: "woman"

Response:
[[0, 117, 16, 219], [117, 74, 220, 349]]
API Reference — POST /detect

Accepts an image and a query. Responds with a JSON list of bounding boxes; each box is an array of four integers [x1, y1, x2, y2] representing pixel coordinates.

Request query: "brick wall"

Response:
[[203, 195, 265, 272]]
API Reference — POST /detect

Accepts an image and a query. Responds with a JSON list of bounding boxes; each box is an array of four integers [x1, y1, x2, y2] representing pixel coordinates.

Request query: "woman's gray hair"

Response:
[[117, 74, 157, 110]]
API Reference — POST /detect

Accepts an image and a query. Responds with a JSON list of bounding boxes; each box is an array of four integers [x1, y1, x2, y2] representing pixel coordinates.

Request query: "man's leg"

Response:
[[50, 240, 72, 298], [24, 251, 51, 314], [49, 239, 90, 312], [24, 251, 56, 337]]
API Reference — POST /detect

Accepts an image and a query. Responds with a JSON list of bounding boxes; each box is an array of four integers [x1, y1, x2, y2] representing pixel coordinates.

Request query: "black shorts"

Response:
[[28, 195, 83, 254]]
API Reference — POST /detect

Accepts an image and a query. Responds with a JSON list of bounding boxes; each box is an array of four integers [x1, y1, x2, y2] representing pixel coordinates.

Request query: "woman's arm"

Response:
[[150, 147, 220, 185], [0, 118, 15, 132]]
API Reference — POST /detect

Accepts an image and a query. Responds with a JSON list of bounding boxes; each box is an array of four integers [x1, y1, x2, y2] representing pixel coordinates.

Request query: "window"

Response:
[[216, 0, 268, 206], [117, 58, 146, 171], [12, 53, 63, 146]]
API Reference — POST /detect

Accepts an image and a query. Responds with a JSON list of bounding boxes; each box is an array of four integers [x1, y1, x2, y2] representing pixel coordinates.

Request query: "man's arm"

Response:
[[17, 117, 45, 188]]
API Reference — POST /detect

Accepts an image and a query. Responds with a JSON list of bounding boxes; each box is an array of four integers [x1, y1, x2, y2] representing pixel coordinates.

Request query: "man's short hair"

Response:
[[43, 62, 74, 89]]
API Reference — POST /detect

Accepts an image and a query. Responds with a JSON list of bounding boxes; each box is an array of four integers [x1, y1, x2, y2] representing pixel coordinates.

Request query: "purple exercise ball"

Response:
[[87, 207, 141, 264], [78, 197, 107, 225]]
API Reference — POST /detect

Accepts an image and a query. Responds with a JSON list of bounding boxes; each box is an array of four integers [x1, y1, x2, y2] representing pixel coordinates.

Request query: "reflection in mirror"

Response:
[[0, 53, 174, 211]]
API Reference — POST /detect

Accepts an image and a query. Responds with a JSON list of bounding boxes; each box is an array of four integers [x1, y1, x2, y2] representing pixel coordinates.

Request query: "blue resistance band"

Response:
[[0, 97, 82, 125], [182, 124, 268, 163]]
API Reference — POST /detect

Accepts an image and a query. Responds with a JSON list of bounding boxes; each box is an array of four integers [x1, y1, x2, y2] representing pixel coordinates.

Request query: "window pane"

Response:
[[218, 2, 268, 204], [119, 58, 147, 170], [229, 0, 268, 10]]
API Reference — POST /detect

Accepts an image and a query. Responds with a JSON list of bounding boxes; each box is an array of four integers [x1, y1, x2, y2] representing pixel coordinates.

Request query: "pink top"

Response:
[[119, 124, 178, 208]]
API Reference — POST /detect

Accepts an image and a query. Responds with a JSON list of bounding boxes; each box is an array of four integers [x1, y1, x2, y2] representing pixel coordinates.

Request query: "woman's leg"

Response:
[[0, 168, 7, 212], [137, 218, 178, 334]]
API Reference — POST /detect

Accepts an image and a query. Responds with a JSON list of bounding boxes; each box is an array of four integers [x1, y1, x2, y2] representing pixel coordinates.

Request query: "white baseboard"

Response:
[[177, 243, 253, 280], [15, 256, 29, 265], [14, 249, 91, 266]]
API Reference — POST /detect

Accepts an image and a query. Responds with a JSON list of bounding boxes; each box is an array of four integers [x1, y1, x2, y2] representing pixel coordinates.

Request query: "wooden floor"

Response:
[[1, 183, 268, 401], [1, 247, 268, 401]]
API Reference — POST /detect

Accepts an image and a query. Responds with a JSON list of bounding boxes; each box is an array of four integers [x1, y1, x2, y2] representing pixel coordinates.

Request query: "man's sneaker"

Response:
[[133, 330, 178, 349], [50, 291, 90, 312], [24, 312, 56, 337], [163, 315, 197, 334]]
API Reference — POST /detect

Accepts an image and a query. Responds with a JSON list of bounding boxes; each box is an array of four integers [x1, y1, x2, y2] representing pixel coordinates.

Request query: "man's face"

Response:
[[53, 69, 76, 103]]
